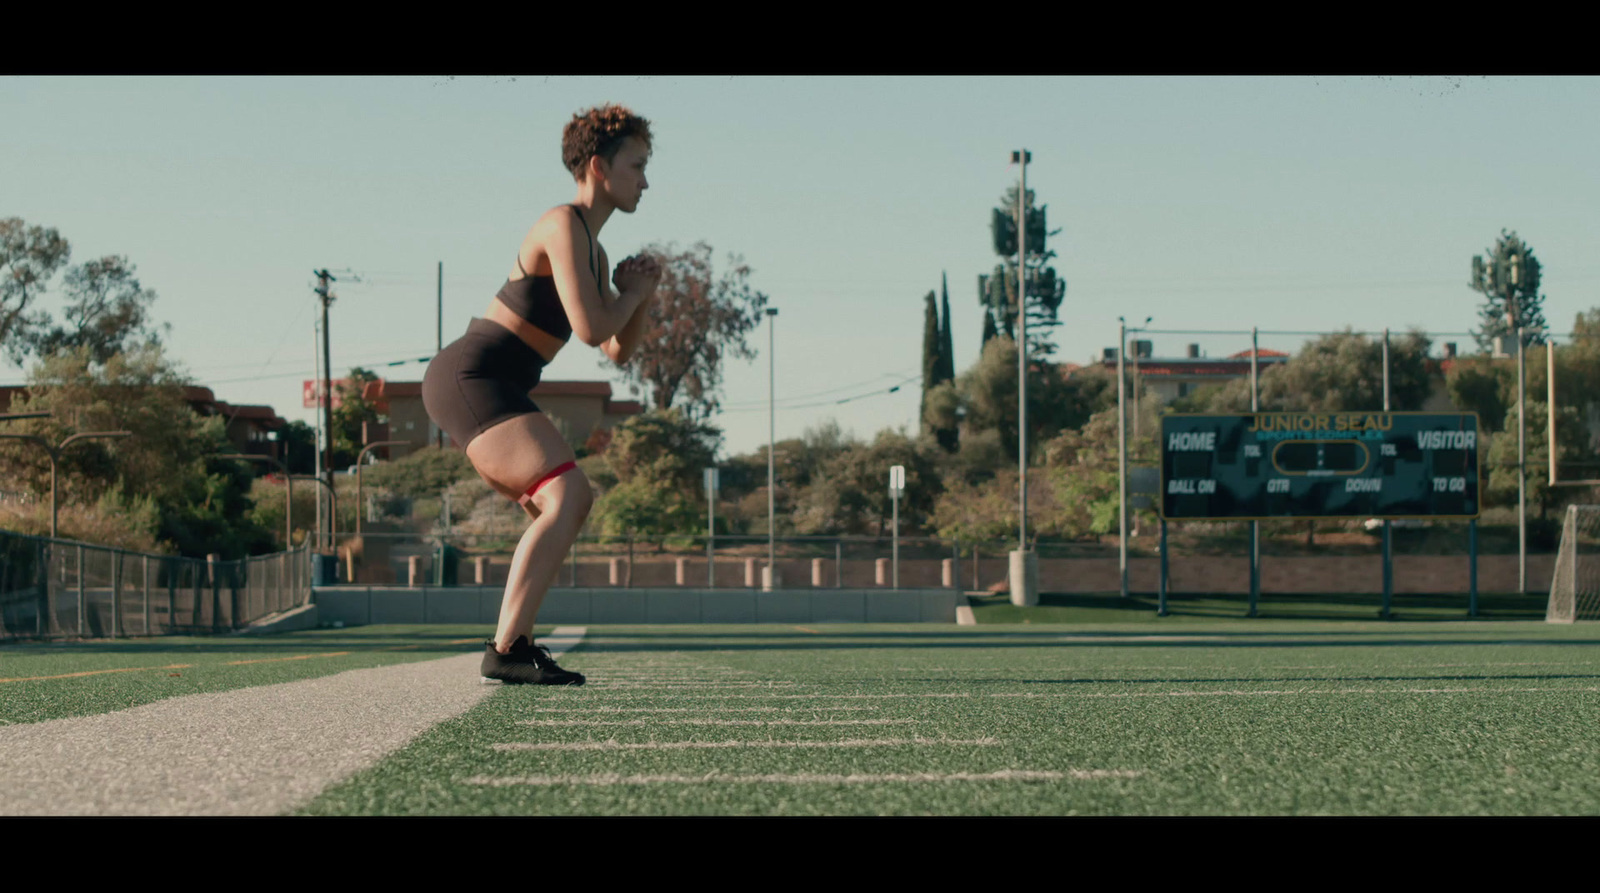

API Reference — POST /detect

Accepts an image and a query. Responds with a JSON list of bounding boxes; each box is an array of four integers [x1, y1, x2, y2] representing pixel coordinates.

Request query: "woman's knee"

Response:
[[534, 468, 593, 522]]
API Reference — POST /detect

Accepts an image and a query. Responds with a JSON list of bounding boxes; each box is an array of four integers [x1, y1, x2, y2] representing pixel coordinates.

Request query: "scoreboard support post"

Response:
[[1248, 328, 1260, 618], [1469, 520, 1479, 617], [1381, 526, 1393, 619], [1158, 519, 1169, 616]]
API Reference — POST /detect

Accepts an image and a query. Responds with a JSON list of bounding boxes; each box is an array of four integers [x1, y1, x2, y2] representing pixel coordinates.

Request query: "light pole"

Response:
[[1512, 255, 1527, 594], [1011, 149, 1030, 552], [218, 453, 294, 549], [1475, 249, 1529, 593], [765, 306, 779, 590], [293, 474, 339, 549], [1008, 149, 1038, 608], [1117, 317, 1128, 599], [0, 430, 132, 538]]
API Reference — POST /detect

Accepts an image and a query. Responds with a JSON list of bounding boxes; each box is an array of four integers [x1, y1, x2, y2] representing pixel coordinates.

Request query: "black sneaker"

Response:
[[481, 635, 586, 686]]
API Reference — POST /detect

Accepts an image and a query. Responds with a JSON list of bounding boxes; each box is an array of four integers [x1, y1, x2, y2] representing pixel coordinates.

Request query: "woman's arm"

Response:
[[540, 208, 646, 347], [604, 287, 654, 365], [603, 253, 660, 365]]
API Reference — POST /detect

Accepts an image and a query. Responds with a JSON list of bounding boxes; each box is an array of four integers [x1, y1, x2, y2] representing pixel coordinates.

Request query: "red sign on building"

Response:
[[302, 379, 347, 409]]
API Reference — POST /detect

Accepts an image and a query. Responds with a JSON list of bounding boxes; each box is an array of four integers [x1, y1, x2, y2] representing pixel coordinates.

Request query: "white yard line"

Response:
[[493, 737, 998, 752], [0, 628, 586, 816], [464, 769, 1140, 786]]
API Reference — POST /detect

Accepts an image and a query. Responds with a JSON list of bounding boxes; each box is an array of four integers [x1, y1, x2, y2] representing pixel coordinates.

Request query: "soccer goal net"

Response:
[[1548, 505, 1600, 622]]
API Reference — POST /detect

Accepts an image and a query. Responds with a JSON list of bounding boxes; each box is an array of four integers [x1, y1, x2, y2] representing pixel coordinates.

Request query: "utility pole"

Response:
[[314, 269, 337, 551]]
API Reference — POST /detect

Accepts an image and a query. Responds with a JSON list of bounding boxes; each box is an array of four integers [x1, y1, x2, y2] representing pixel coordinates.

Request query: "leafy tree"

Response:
[[604, 241, 770, 422], [1037, 398, 1160, 541], [820, 429, 943, 537], [280, 420, 318, 475], [1445, 355, 1511, 433], [931, 467, 1024, 546], [360, 446, 475, 500], [1176, 330, 1433, 414], [0, 217, 71, 365], [330, 367, 383, 467], [1471, 229, 1547, 352], [932, 336, 1114, 465], [590, 408, 722, 538], [979, 185, 1065, 361], [0, 345, 274, 558], [26, 255, 168, 364]]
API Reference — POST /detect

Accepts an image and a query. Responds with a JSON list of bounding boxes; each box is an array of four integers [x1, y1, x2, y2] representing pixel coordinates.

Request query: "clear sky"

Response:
[[3, 76, 1597, 459]]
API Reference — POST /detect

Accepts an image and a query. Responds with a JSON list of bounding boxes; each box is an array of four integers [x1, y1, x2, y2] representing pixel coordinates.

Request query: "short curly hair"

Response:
[[562, 104, 652, 182]]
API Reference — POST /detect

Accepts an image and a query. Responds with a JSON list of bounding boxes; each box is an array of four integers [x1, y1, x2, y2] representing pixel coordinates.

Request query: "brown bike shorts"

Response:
[[422, 317, 546, 449]]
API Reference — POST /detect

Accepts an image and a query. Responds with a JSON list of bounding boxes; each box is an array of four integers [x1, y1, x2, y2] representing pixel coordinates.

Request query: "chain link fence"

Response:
[[0, 529, 312, 642]]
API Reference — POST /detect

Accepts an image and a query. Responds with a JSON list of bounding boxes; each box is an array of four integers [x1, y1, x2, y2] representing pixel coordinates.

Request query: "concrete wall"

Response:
[[429, 553, 1549, 596]]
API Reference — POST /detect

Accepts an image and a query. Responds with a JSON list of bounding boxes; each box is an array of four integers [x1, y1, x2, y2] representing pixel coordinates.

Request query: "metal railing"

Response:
[[0, 529, 312, 642]]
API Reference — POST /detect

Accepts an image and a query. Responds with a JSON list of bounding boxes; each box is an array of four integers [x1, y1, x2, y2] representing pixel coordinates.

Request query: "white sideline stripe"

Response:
[[493, 737, 998, 752], [589, 681, 797, 687], [569, 697, 979, 704], [0, 627, 586, 816], [556, 686, 1600, 702], [530, 706, 876, 713], [515, 719, 916, 727], [464, 769, 1140, 787], [989, 686, 1600, 699]]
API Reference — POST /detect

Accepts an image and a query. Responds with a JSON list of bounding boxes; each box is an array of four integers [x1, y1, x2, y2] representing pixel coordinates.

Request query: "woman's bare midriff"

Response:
[[484, 296, 566, 365]]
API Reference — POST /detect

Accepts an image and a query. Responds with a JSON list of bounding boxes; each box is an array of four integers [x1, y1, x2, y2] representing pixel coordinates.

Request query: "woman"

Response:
[[423, 104, 660, 684]]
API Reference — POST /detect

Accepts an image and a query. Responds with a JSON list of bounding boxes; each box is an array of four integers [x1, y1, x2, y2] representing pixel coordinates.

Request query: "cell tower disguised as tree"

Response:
[[1471, 229, 1547, 351], [977, 185, 1065, 361]]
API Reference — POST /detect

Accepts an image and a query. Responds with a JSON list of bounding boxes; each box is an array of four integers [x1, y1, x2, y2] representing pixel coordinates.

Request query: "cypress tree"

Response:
[[938, 271, 955, 386], [921, 290, 940, 437]]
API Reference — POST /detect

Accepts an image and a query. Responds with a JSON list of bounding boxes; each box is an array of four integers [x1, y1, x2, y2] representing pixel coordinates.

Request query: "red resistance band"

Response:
[[518, 460, 577, 506]]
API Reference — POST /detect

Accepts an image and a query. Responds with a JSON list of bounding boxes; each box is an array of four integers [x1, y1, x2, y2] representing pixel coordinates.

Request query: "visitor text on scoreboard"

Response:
[[1159, 412, 1481, 520]]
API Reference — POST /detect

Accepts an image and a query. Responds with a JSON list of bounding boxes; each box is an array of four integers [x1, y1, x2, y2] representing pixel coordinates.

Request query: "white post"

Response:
[[890, 465, 904, 591], [705, 467, 719, 588]]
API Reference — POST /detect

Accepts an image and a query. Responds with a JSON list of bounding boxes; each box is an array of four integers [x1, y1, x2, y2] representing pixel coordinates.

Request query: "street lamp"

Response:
[[217, 453, 294, 549], [765, 306, 779, 591], [0, 430, 132, 538], [293, 474, 339, 549]]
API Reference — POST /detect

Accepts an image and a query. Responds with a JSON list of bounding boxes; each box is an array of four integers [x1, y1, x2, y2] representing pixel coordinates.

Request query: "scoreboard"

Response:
[[1160, 412, 1481, 520]]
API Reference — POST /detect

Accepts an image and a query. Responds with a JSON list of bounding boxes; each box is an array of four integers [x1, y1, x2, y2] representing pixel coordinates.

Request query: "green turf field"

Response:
[[296, 621, 1600, 816], [7, 616, 1600, 815]]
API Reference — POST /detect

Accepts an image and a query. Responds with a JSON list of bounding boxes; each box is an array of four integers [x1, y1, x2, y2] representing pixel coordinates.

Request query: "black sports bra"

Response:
[[494, 205, 600, 342]]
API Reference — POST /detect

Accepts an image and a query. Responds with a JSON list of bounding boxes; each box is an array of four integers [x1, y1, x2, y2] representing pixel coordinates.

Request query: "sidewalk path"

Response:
[[0, 627, 585, 816]]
